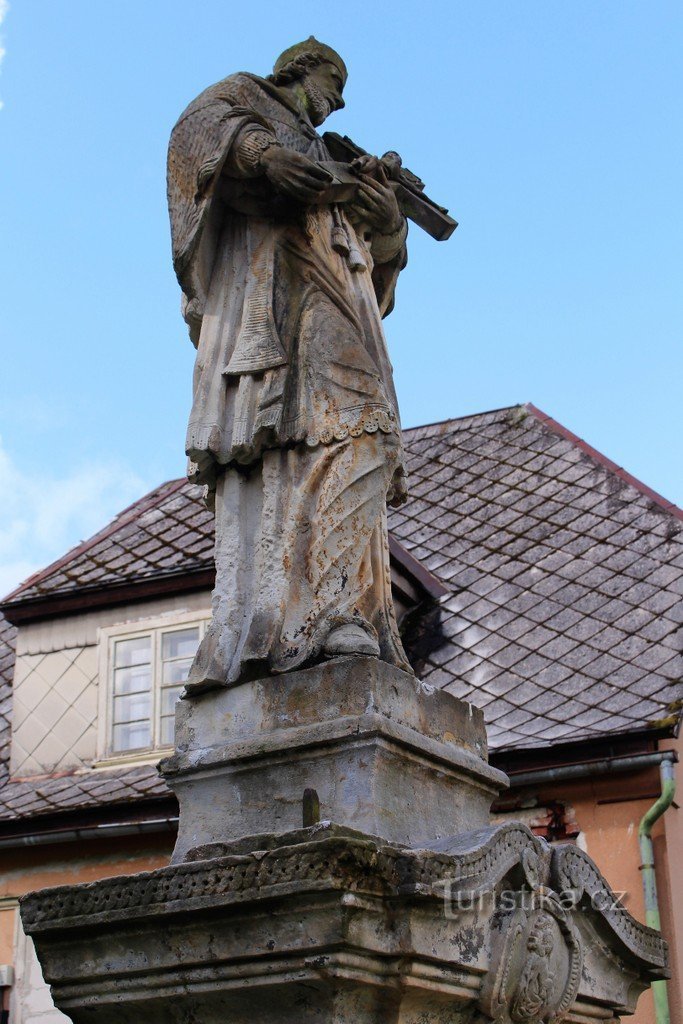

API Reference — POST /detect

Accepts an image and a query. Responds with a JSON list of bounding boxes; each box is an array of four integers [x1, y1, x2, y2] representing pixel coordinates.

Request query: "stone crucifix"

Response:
[[167, 38, 454, 693]]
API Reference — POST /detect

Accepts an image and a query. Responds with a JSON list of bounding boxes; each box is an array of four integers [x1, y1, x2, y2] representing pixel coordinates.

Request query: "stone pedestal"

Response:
[[20, 658, 669, 1022], [160, 658, 507, 859], [22, 822, 667, 1023]]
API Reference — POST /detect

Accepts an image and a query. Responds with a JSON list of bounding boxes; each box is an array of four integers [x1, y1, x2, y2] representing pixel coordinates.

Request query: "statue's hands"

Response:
[[261, 146, 333, 204], [348, 159, 402, 234]]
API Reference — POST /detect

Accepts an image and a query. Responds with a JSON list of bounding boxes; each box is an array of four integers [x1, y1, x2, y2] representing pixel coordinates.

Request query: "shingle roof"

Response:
[[0, 763, 168, 823], [1, 403, 681, 821], [1, 478, 210, 603], [0, 613, 16, 789], [392, 405, 682, 750]]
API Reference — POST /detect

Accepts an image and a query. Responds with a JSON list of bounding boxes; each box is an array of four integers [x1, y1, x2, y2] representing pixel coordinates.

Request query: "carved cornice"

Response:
[[551, 843, 667, 969], [20, 822, 667, 975]]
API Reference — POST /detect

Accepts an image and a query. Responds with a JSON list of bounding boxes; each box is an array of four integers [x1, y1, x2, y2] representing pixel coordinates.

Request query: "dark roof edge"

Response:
[[1, 541, 446, 627], [490, 728, 666, 774], [525, 403, 683, 523], [1, 731, 669, 836], [389, 536, 449, 600], [0, 796, 178, 841], [0, 478, 188, 606], [1, 567, 215, 626]]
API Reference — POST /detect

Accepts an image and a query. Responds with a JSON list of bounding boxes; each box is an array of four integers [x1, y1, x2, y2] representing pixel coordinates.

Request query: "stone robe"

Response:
[[167, 72, 411, 690]]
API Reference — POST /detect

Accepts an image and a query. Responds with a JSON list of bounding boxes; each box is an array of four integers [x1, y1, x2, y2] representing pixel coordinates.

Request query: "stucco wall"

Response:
[[10, 592, 211, 776], [9, 916, 70, 1024], [533, 764, 681, 1024], [0, 835, 174, 1024]]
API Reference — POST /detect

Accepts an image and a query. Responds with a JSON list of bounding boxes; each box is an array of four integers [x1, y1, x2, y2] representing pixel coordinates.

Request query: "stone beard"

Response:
[[167, 51, 411, 692]]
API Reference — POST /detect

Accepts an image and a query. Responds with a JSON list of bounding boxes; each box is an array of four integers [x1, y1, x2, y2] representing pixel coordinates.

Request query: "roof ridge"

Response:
[[525, 404, 683, 524], [1, 478, 188, 604], [402, 405, 520, 436]]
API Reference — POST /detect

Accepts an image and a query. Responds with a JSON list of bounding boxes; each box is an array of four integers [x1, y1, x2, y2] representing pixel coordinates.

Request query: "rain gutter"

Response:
[[505, 750, 676, 788], [0, 816, 178, 850], [639, 755, 676, 1024]]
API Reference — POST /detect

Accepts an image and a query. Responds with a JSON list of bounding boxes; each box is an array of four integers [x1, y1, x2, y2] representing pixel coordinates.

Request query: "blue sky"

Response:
[[0, 1, 681, 595]]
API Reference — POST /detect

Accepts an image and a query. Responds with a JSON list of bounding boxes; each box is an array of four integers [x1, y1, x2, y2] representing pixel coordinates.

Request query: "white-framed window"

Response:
[[97, 611, 210, 760]]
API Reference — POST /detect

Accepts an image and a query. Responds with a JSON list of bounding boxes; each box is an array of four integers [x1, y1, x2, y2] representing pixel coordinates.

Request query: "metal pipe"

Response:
[[506, 750, 676, 788], [506, 749, 676, 1021], [639, 757, 676, 1024], [0, 816, 178, 850]]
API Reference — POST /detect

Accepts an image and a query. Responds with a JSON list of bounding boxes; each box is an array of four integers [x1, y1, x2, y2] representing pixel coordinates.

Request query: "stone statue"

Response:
[[17, 42, 668, 1024], [168, 38, 421, 692]]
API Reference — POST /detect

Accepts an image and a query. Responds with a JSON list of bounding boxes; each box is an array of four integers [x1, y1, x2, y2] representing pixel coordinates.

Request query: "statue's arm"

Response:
[[371, 242, 407, 319], [222, 127, 334, 204], [221, 124, 280, 178], [371, 218, 408, 266], [344, 161, 409, 314]]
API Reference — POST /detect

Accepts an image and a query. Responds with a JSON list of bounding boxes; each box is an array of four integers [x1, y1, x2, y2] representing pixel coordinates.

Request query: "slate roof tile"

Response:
[[0, 614, 16, 789], [0, 764, 170, 822]]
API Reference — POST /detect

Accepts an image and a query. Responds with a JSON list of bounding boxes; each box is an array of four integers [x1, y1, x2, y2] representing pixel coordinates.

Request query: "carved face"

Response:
[[301, 61, 345, 126]]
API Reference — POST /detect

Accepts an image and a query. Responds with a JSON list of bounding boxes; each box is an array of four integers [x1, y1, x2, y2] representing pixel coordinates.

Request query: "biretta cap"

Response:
[[273, 37, 348, 85]]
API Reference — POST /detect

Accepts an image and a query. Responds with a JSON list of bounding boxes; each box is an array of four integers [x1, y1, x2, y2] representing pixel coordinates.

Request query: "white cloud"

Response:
[[0, 435, 148, 599]]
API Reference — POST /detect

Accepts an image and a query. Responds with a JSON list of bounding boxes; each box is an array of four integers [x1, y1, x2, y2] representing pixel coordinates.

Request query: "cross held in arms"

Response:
[[322, 132, 458, 242]]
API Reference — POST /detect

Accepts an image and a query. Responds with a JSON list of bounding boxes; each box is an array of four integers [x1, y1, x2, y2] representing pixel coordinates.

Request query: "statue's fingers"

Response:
[[292, 169, 329, 193], [359, 174, 386, 194], [300, 160, 334, 182], [360, 197, 386, 221], [356, 185, 383, 210]]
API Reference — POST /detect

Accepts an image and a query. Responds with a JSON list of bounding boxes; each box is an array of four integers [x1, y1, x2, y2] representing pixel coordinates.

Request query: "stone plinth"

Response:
[[21, 822, 668, 1024], [160, 658, 507, 860]]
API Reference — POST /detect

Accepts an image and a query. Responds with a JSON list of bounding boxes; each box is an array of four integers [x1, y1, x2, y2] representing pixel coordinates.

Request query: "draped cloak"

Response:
[[167, 72, 412, 687]]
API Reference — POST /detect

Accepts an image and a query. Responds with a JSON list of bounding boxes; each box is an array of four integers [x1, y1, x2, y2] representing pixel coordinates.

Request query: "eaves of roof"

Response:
[[0, 535, 445, 626]]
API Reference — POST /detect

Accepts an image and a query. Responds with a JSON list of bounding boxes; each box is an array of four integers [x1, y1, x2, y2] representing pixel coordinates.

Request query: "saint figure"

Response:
[[167, 38, 412, 692]]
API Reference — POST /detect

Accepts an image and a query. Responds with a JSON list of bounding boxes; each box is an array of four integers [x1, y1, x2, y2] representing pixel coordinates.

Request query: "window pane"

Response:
[[162, 627, 199, 661], [160, 716, 175, 746], [114, 663, 152, 695], [162, 658, 193, 687], [161, 684, 183, 716], [113, 721, 151, 752], [115, 636, 151, 668], [113, 692, 151, 724]]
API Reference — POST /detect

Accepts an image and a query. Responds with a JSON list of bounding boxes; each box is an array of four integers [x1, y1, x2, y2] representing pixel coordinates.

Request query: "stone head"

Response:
[[270, 37, 346, 126]]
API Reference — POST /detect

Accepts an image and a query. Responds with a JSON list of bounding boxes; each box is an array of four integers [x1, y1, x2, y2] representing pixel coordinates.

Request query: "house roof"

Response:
[[0, 403, 681, 822], [0, 761, 168, 824], [392, 405, 682, 750], [0, 612, 16, 789], [0, 478, 211, 610]]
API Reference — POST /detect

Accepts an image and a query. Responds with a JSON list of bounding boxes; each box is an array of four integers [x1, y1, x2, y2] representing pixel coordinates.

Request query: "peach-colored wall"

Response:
[[0, 833, 174, 977], [0, 906, 15, 964], [534, 754, 681, 1024]]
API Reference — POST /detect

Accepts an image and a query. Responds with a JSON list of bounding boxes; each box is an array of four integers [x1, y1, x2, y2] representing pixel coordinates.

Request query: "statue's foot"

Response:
[[323, 623, 380, 659]]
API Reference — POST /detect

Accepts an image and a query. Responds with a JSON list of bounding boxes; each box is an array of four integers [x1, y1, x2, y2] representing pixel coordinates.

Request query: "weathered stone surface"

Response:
[[161, 657, 507, 859], [21, 822, 667, 1023], [168, 38, 428, 691]]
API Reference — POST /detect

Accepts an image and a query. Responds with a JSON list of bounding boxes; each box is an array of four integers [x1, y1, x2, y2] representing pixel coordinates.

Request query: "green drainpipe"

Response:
[[638, 752, 676, 1024]]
